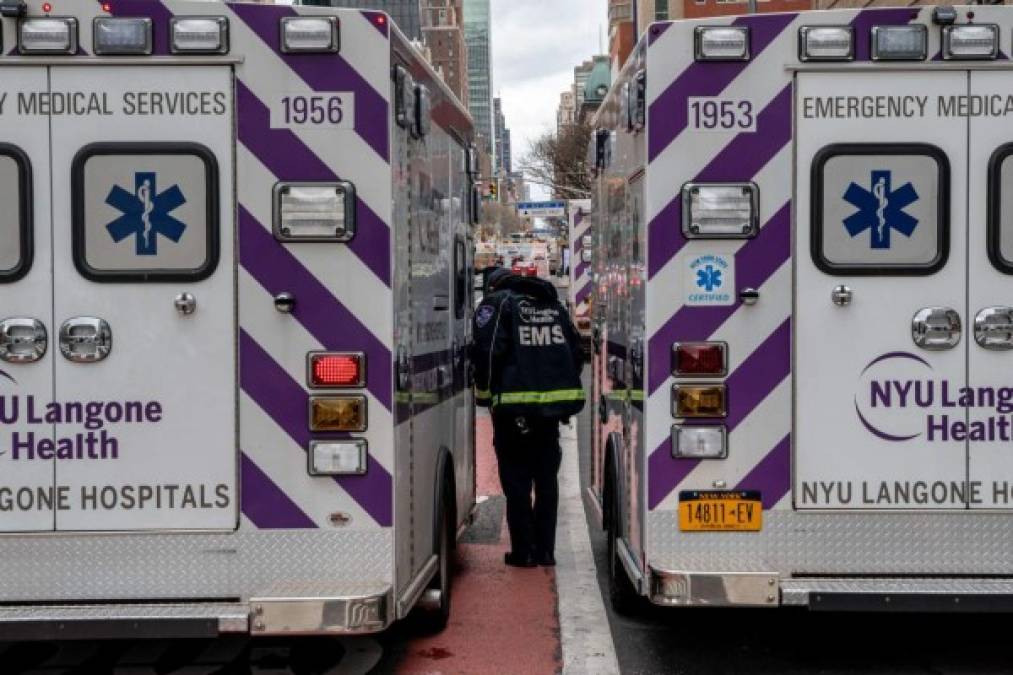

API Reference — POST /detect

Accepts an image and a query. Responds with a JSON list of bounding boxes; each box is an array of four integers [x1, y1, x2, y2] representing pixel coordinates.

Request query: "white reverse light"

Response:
[[871, 25, 927, 61], [682, 182, 759, 239], [309, 440, 368, 476], [672, 425, 727, 459], [799, 26, 853, 61], [943, 24, 999, 60], [19, 17, 77, 55], [274, 182, 356, 242], [695, 26, 749, 62], [93, 17, 152, 55], [281, 16, 340, 53], [170, 16, 229, 54]]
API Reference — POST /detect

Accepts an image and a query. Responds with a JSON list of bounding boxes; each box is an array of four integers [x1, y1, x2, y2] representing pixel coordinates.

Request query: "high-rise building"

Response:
[[299, 0, 425, 41], [557, 56, 609, 129], [493, 97, 512, 175], [464, 0, 494, 156], [608, 0, 636, 72], [557, 87, 577, 130], [422, 0, 468, 105]]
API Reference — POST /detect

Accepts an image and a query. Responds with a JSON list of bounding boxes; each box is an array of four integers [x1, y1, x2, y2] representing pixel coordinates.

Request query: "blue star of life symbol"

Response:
[[842, 170, 919, 250], [695, 264, 723, 292], [105, 172, 187, 256]]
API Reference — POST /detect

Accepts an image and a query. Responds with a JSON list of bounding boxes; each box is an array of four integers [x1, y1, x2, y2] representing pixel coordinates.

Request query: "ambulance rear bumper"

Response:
[[0, 587, 394, 640]]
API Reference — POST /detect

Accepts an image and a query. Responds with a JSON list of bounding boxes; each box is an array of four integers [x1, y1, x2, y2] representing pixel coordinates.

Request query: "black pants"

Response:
[[492, 414, 563, 558]]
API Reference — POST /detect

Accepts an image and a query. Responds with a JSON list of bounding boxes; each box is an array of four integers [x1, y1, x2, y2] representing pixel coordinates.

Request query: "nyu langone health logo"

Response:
[[106, 172, 187, 256], [855, 352, 1013, 443], [843, 170, 919, 249]]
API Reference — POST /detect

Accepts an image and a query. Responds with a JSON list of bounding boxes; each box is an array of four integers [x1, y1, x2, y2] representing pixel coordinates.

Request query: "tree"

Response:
[[519, 121, 594, 200], [479, 201, 525, 239]]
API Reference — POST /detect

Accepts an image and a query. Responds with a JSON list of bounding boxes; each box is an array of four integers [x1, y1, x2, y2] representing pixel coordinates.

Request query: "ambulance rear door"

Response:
[[0, 67, 56, 531], [795, 71, 969, 510], [49, 66, 237, 531]]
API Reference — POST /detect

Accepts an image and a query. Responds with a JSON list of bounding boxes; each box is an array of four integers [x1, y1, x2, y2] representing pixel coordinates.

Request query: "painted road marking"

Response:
[[557, 419, 620, 675]]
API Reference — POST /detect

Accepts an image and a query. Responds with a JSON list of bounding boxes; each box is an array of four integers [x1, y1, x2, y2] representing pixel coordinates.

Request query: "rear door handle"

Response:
[[0, 318, 47, 363], [59, 317, 112, 363]]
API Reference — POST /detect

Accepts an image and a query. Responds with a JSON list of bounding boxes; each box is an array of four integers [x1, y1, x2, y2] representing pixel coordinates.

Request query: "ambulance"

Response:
[[566, 199, 592, 354], [590, 5, 1013, 611], [0, 0, 477, 637]]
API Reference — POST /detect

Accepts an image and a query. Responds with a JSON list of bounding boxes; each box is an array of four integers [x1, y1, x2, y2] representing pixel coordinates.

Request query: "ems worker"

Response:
[[473, 268, 585, 567]]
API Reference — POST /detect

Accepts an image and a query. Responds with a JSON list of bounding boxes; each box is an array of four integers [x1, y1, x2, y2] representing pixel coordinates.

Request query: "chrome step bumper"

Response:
[[783, 578, 1013, 612]]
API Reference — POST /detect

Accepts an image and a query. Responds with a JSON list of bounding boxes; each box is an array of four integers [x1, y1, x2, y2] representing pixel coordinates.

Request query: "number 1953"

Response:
[[688, 97, 756, 132]]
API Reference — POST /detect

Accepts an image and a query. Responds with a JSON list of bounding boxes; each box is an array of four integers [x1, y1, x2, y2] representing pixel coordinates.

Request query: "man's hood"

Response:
[[499, 275, 558, 302], [485, 267, 513, 292]]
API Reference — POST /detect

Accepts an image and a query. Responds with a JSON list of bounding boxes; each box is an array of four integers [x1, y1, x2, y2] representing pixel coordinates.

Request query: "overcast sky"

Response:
[[490, 1, 606, 199]]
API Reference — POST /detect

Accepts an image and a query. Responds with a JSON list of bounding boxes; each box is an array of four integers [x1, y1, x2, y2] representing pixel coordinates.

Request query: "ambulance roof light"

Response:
[[18, 16, 76, 54], [281, 16, 339, 54], [799, 26, 854, 62], [170, 16, 229, 55], [694, 26, 749, 62], [0, 1, 26, 18], [942, 24, 999, 60], [932, 5, 958, 26], [870, 24, 927, 61], [93, 17, 152, 55]]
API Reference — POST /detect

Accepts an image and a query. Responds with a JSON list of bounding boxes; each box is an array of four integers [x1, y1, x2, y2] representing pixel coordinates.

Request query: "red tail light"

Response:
[[672, 342, 727, 377], [308, 352, 366, 388]]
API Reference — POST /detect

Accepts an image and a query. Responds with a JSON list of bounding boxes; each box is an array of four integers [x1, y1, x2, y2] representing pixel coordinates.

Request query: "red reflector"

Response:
[[376, 15, 386, 25], [309, 353, 365, 388], [672, 343, 727, 377], [43, 2, 52, 12]]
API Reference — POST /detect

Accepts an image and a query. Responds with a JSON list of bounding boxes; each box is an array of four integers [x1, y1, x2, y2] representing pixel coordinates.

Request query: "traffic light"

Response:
[[489, 182, 498, 199]]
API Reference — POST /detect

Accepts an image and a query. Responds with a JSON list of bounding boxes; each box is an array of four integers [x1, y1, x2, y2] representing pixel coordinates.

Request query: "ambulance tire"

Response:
[[607, 472, 641, 616], [416, 486, 454, 634]]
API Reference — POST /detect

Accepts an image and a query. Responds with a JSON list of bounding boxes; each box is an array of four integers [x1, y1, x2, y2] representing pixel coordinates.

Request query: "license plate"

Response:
[[679, 490, 762, 532]]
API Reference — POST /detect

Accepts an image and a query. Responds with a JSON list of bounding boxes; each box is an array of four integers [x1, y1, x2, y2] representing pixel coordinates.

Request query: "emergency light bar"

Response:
[[309, 440, 368, 476], [170, 16, 229, 54], [281, 16, 339, 54], [694, 26, 749, 62], [942, 24, 999, 60], [871, 24, 927, 61], [274, 182, 356, 242], [93, 17, 152, 56], [19, 17, 77, 55], [682, 183, 759, 239], [672, 425, 727, 459], [799, 26, 854, 61]]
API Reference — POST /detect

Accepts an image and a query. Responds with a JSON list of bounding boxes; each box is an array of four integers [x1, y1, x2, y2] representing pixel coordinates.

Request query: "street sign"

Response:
[[517, 201, 566, 218]]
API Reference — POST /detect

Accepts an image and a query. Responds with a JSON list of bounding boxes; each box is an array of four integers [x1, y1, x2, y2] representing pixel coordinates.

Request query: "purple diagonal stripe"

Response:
[[361, 10, 390, 37], [240, 330, 394, 527], [647, 318, 791, 510], [241, 452, 317, 529], [851, 8, 919, 61], [236, 80, 391, 286], [735, 434, 791, 509], [103, 0, 173, 54], [647, 12, 795, 163], [647, 83, 792, 279], [575, 281, 593, 307], [648, 22, 672, 47], [575, 260, 590, 281], [230, 3, 389, 161], [647, 201, 790, 395], [239, 206, 392, 410]]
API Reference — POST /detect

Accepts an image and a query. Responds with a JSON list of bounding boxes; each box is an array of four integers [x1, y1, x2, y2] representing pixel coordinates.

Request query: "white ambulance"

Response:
[[566, 199, 592, 353], [0, 0, 477, 638], [590, 5, 1013, 612]]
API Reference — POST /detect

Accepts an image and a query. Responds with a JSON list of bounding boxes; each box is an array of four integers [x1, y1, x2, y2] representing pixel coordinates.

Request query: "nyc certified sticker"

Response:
[[686, 254, 735, 306]]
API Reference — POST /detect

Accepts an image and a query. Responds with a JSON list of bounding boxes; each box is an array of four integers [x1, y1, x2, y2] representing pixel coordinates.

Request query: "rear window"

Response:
[[811, 143, 949, 276], [989, 143, 1013, 274], [72, 142, 219, 282], [0, 145, 31, 283]]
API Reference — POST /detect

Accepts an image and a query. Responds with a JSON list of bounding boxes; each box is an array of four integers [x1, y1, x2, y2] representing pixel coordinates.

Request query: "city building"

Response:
[[557, 87, 577, 130], [557, 55, 609, 129], [608, 0, 636, 73], [300, 0, 424, 41], [464, 0, 494, 156], [422, 0, 469, 105], [493, 97, 512, 175], [580, 58, 611, 123]]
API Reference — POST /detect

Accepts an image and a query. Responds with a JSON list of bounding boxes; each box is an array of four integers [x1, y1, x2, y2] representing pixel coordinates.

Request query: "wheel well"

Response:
[[433, 446, 457, 553]]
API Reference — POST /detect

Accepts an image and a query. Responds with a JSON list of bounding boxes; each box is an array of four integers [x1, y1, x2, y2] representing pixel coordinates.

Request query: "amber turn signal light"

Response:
[[672, 385, 726, 418], [309, 396, 367, 432]]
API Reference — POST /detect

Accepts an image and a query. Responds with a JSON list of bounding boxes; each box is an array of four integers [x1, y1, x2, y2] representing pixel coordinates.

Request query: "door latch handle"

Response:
[[912, 307, 961, 351], [0, 318, 47, 363], [59, 317, 112, 363], [974, 306, 1013, 350]]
